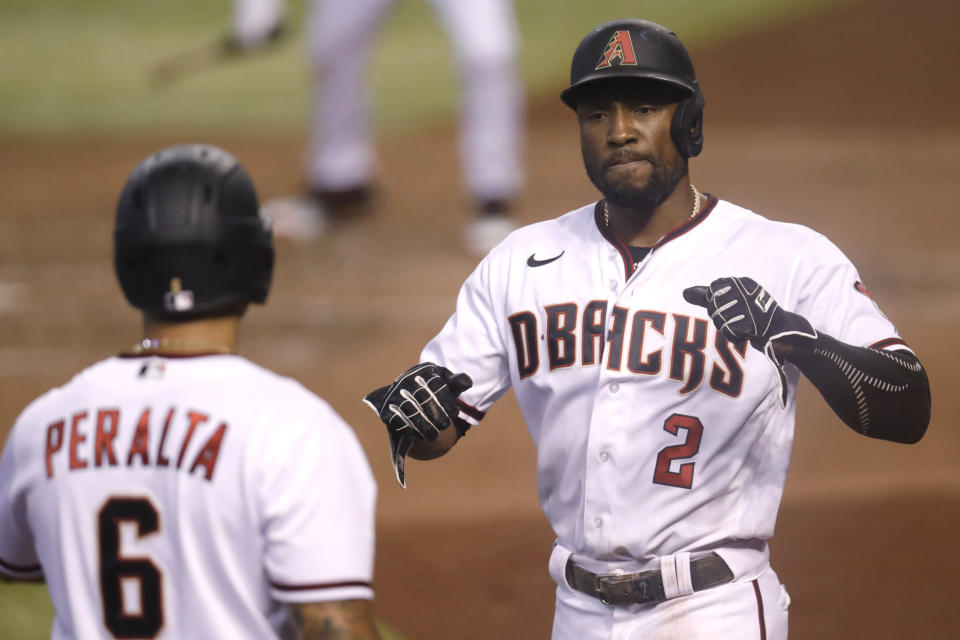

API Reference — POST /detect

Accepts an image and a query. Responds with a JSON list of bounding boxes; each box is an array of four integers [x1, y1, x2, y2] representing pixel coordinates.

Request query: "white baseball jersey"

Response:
[[422, 195, 905, 578], [0, 354, 376, 640]]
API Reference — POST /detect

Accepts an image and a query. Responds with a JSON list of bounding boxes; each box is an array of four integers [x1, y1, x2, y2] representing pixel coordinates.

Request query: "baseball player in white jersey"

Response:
[[233, 0, 524, 254], [0, 144, 382, 640], [362, 20, 931, 639]]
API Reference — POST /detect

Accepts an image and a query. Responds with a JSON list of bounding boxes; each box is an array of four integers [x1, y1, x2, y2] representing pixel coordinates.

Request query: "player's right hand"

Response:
[[362, 363, 473, 442]]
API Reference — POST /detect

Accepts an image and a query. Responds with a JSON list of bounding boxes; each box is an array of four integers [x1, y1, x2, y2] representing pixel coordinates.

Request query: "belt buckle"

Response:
[[596, 572, 648, 606]]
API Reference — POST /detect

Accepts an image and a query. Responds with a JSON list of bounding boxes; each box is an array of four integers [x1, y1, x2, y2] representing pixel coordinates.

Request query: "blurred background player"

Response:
[[0, 144, 382, 640], [232, 0, 525, 255]]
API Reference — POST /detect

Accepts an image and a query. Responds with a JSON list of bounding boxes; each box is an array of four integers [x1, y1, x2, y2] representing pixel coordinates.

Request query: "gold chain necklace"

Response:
[[603, 183, 701, 228], [131, 337, 232, 355]]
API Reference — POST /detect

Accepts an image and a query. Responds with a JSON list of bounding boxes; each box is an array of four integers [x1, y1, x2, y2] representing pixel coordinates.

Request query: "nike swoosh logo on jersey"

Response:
[[527, 251, 565, 267]]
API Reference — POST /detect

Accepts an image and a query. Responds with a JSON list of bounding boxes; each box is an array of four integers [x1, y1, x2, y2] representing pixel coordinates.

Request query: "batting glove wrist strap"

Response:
[[683, 276, 817, 407], [363, 363, 472, 487]]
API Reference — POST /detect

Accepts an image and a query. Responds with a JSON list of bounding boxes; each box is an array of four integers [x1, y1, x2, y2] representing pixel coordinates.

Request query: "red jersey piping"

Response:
[[116, 352, 232, 359], [0, 555, 42, 574], [870, 337, 909, 350], [270, 579, 373, 592], [457, 399, 486, 421]]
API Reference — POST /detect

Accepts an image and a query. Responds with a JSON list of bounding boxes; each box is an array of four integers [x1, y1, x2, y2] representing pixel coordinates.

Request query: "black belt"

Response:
[[565, 552, 734, 605]]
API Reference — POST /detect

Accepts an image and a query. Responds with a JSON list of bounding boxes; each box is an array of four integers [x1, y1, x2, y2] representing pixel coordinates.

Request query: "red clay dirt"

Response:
[[1, 0, 958, 638]]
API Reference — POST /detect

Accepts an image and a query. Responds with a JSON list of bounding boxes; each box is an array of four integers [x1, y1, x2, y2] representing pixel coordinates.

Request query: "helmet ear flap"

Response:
[[671, 93, 705, 158]]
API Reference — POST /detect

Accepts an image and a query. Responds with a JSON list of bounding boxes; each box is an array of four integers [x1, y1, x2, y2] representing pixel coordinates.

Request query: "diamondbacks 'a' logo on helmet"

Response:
[[595, 30, 637, 69]]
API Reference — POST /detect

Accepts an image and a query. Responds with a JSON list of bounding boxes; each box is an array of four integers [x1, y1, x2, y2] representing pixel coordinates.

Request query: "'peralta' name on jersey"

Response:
[[508, 302, 748, 395], [43, 406, 227, 481]]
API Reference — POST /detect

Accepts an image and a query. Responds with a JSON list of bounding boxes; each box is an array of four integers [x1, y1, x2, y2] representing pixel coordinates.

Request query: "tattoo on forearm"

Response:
[[292, 600, 382, 640]]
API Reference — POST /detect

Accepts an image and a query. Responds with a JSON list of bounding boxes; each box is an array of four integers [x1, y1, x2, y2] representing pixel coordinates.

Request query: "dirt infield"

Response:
[[2, 0, 958, 637]]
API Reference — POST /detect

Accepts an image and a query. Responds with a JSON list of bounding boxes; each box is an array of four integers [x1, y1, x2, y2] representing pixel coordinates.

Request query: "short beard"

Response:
[[585, 154, 688, 213]]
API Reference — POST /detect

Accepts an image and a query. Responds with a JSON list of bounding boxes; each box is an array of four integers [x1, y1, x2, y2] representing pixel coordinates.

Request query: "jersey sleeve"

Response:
[[790, 235, 906, 351], [0, 418, 43, 581], [421, 257, 513, 424], [255, 399, 376, 603]]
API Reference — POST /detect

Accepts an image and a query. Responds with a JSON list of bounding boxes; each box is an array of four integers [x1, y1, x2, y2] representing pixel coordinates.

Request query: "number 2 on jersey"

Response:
[[98, 497, 164, 639], [653, 414, 703, 489]]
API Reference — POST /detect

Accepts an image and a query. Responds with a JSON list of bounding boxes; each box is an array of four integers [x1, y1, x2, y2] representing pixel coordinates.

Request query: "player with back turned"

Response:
[[363, 20, 931, 639], [0, 144, 382, 639]]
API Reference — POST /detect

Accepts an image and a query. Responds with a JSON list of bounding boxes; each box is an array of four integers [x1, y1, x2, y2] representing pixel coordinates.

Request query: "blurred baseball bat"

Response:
[[147, 23, 288, 88]]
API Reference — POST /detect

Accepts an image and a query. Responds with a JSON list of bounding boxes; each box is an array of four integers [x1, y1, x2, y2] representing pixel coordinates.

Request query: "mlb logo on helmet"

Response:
[[595, 30, 638, 69], [163, 277, 195, 312]]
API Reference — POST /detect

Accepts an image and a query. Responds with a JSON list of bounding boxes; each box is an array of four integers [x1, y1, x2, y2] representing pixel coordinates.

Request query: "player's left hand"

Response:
[[682, 277, 816, 350], [683, 277, 817, 406]]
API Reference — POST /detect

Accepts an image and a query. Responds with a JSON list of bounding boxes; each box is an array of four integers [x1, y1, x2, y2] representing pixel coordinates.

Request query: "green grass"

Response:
[[0, 581, 406, 640], [0, 582, 53, 639], [1, 0, 846, 137]]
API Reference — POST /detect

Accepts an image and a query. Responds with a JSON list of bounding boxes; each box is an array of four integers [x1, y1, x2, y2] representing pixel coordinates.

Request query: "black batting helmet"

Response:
[[114, 144, 274, 319], [560, 19, 705, 158]]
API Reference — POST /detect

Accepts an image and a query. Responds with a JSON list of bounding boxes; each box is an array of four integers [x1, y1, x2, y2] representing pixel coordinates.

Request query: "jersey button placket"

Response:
[[588, 362, 624, 549], [584, 393, 617, 551]]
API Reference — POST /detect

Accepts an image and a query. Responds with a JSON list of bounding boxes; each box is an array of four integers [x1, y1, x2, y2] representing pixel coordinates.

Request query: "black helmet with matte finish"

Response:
[[114, 144, 274, 318]]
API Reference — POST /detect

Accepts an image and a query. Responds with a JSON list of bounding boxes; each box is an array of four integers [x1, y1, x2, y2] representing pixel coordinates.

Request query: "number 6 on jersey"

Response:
[[99, 497, 163, 638]]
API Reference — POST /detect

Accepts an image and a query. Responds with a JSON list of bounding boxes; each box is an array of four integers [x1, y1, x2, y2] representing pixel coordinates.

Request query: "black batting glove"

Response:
[[683, 277, 817, 406], [363, 363, 472, 487], [363, 363, 472, 442], [682, 276, 817, 349]]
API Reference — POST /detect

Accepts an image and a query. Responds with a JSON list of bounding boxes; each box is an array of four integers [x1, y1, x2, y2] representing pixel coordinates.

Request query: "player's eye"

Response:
[[580, 110, 606, 122], [635, 106, 656, 115]]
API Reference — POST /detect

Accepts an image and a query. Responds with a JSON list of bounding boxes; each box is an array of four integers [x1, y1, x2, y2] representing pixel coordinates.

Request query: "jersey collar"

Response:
[[595, 193, 718, 279], [116, 352, 232, 359]]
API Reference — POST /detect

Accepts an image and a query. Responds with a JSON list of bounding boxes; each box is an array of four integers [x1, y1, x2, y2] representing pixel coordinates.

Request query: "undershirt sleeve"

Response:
[[780, 332, 930, 443]]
